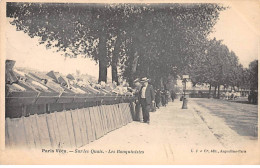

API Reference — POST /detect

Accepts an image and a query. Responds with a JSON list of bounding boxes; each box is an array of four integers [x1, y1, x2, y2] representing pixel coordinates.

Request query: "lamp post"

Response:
[[182, 75, 189, 109]]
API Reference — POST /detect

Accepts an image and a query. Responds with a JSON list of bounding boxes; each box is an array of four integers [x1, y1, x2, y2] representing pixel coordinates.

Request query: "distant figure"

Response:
[[161, 90, 166, 106], [171, 90, 176, 102], [138, 77, 155, 124], [248, 90, 257, 104], [155, 89, 161, 109], [165, 89, 170, 105]]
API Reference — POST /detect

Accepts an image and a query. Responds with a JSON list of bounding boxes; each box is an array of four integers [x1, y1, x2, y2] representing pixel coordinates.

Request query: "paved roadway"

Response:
[[192, 98, 258, 139]]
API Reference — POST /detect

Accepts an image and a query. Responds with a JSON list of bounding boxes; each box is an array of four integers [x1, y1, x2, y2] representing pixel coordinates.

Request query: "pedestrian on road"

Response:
[[155, 89, 161, 109], [138, 77, 155, 124], [161, 90, 166, 106], [165, 89, 170, 105], [171, 90, 176, 102]]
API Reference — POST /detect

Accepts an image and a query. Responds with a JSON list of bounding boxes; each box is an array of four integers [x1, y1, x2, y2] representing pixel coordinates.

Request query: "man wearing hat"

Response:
[[138, 77, 155, 124]]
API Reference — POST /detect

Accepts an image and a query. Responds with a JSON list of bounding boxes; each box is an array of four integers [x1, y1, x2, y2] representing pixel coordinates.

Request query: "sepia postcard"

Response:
[[0, 0, 259, 165]]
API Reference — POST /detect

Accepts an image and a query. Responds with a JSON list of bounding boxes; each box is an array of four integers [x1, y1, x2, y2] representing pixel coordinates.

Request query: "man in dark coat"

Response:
[[155, 89, 161, 109], [171, 90, 176, 102], [138, 77, 155, 124], [161, 90, 166, 107], [165, 89, 170, 105]]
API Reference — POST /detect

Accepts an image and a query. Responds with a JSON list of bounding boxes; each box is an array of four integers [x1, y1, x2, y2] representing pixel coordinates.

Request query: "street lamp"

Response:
[[182, 75, 189, 109]]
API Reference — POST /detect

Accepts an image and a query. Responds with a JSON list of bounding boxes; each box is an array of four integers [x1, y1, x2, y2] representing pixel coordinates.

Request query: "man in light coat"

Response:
[[138, 77, 155, 124]]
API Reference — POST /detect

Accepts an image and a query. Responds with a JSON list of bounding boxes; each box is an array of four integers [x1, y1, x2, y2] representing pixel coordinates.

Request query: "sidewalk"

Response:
[[75, 100, 228, 164]]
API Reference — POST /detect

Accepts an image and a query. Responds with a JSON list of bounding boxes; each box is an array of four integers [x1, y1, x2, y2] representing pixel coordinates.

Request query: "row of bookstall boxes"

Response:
[[5, 60, 134, 106]]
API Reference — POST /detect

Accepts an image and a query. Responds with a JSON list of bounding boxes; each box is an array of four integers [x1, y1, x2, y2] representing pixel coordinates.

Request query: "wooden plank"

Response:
[[5, 118, 14, 148], [116, 104, 123, 127], [104, 105, 112, 132], [95, 105, 103, 138], [108, 105, 114, 131], [45, 113, 56, 148], [36, 114, 52, 147], [112, 104, 119, 129], [108, 105, 115, 130], [103, 105, 109, 134], [29, 115, 41, 148], [115, 104, 121, 128], [55, 111, 71, 148], [64, 110, 76, 148], [23, 116, 36, 149], [83, 108, 95, 142], [128, 103, 133, 122], [123, 103, 129, 123], [50, 112, 61, 148], [88, 107, 97, 140], [124, 103, 129, 123], [12, 117, 27, 148], [70, 109, 83, 148], [96, 105, 104, 137], [120, 103, 125, 126], [126, 103, 133, 122], [93, 106, 102, 139], [101, 105, 108, 133], [127, 103, 133, 122], [77, 109, 89, 146], [111, 105, 118, 130], [122, 103, 128, 123], [5, 119, 10, 148], [98, 106, 105, 136], [99, 106, 107, 135], [118, 104, 125, 126]]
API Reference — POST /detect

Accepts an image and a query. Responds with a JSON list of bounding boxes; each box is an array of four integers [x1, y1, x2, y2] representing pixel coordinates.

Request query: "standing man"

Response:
[[139, 77, 155, 124]]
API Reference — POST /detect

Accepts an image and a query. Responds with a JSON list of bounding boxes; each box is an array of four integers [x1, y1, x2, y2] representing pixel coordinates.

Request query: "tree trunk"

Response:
[[111, 35, 122, 85], [132, 51, 139, 74], [128, 51, 139, 87], [217, 84, 220, 99], [111, 64, 118, 85], [98, 59, 107, 83], [98, 35, 108, 83], [214, 86, 217, 98], [208, 84, 212, 98]]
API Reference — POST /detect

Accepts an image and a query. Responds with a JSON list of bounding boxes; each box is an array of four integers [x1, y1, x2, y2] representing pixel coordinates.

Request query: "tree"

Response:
[[7, 3, 120, 82], [121, 4, 226, 87], [7, 3, 226, 85], [248, 60, 258, 90], [188, 38, 246, 98]]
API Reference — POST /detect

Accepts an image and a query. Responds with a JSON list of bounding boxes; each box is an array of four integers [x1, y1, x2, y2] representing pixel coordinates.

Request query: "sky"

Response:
[[6, 17, 111, 79], [5, 2, 259, 80], [209, 1, 259, 68]]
